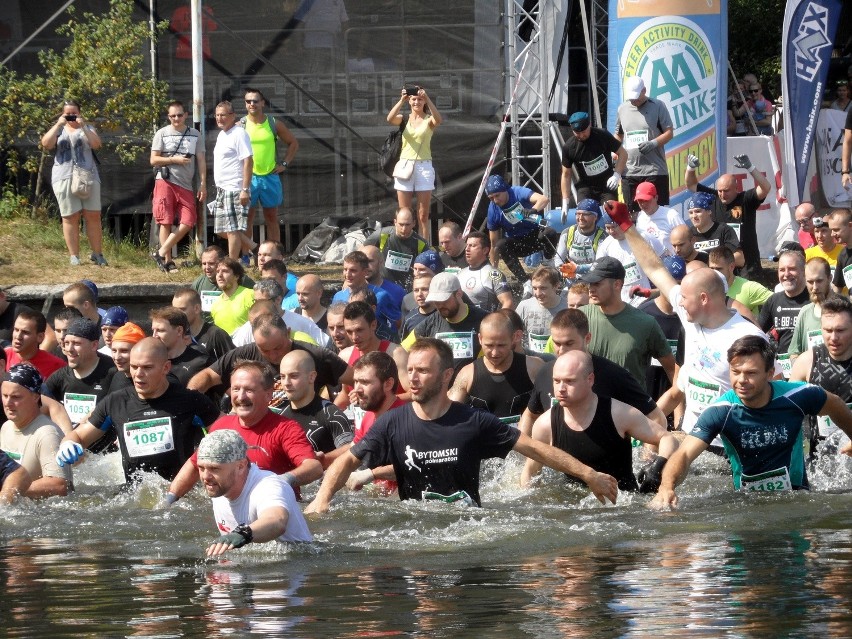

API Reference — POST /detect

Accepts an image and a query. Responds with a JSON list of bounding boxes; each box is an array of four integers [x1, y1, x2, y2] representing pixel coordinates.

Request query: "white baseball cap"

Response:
[[425, 272, 461, 303], [624, 76, 645, 100]]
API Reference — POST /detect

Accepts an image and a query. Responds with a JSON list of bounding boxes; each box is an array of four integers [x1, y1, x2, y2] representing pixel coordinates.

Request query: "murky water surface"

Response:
[[3, 452, 852, 637]]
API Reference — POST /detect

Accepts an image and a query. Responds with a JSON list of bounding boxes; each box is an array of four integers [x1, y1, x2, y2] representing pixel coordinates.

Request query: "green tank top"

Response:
[[244, 116, 276, 176]]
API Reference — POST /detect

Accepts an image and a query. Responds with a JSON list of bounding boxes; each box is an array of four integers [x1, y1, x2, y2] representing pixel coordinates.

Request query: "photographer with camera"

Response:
[[386, 85, 442, 245], [41, 99, 106, 267], [150, 100, 206, 273]]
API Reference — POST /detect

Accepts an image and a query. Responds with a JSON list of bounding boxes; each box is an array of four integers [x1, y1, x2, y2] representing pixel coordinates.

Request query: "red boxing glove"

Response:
[[604, 200, 632, 231], [630, 286, 651, 299]]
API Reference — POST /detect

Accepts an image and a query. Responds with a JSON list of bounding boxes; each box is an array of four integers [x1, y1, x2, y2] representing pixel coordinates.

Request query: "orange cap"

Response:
[[111, 322, 146, 345]]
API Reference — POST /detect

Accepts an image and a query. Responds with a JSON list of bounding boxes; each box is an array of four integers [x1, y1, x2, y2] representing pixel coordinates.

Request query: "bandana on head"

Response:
[[5, 364, 43, 393], [111, 322, 146, 345], [687, 192, 715, 210], [196, 430, 248, 464], [65, 318, 101, 342], [413, 249, 445, 275]]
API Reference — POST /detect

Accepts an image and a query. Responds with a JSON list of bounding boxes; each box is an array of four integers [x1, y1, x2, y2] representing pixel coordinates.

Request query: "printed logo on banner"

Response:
[[792, 3, 833, 81], [620, 17, 719, 191]]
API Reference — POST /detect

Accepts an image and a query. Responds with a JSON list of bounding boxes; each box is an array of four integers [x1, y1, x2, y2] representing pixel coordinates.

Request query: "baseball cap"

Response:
[[5, 364, 43, 393], [686, 192, 715, 211], [633, 182, 658, 202], [576, 198, 601, 216], [485, 175, 509, 195], [80, 279, 99, 302], [425, 272, 461, 303], [624, 76, 645, 100], [65, 318, 101, 342], [112, 322, 146, 345], [413, 249, 445, 275], [662, 255, 686, 282], [578, 256, 626, 283], [102, 306, 129, 327], [568, 111, 591, 132], [197, 429, 248, 464]]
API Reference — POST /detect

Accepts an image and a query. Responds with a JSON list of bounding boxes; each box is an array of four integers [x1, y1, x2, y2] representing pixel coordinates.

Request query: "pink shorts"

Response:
[[152, 179, 197, 226]]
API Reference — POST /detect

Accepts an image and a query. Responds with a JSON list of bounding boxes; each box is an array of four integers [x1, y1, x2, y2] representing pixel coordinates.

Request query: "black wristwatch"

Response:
[[233, 524, 254, 545], [280, 161, 288, 168]]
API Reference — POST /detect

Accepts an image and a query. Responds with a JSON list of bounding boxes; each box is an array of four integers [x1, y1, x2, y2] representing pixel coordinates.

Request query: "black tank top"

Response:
[[810, 343, 852, 402], [550, 396, 638, 491], [468, 353, 533, 419]]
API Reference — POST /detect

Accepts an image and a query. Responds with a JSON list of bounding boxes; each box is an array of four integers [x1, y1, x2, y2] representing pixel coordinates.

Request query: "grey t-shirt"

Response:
[[615, 98, 673, 177], [151, 125, 203, 192], [51, 127, 100, 184]]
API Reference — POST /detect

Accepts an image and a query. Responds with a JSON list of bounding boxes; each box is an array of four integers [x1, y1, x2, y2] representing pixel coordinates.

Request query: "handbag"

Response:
[[392, 158, 414, 180], [379, 114, 408, 177], [70, 163, 95, 199]]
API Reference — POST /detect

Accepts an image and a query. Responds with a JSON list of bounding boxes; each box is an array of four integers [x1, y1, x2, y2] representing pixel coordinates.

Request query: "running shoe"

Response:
[[90, 252, 109, 266], [152, 251, 168, 272], [70, 255, 81, 266]]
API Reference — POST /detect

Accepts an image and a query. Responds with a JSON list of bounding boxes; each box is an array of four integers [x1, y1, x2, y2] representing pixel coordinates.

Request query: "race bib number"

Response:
[[435, 331, 475, 359], [843, 264, 852, 290], [625, 130, 649, 150], [201, 290, 222, 312], [528, 333, 549, 354], [499, 415, 520, 430], [741, 467, 792, 493], [806, 329, 824, 349], [728, 223, 741, 241], [817, 403, 852, 437], [64, 392, 97, 422], [569, 242, 596, 264], [385, 250, 412, 272], [687, 377, 720, 409], [777, 352, 792, 380], [123, 417, 175, 458], [422, 490, 474, 505], [693, 239, 719, 251], [623, 261, 640, 285], [349, 405, 366, 433], [501, 201, 524, 225], [581, 154, 608, 176], [444, 267, 460, 275]]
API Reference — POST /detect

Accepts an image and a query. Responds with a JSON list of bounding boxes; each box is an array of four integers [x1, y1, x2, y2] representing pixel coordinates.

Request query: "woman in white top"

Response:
[[40, 100, 106, 266], [386, 85, 442, 244]]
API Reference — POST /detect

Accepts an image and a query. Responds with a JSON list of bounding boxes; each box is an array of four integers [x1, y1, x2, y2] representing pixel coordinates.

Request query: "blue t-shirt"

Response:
[[332, 284, 400, 341], [692, 381, 827, 490], [486, 186, 540, 238], [0, 450, 21, 487]]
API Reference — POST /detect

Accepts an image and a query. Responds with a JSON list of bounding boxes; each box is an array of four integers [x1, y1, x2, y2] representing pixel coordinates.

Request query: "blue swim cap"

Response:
[[485, 175, 510, 195], [413, 249, 444, 275], [662, 255, 686, 282], [576, 198, 601, 217], [687, 192, 715, 210], [102, 306, 129, 327]]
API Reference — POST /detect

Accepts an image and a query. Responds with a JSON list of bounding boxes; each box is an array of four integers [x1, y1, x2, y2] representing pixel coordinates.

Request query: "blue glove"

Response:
[[56, 441, 84, 467]]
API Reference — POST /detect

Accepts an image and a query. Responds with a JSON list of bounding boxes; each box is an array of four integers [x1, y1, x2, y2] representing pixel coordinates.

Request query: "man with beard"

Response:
[[789, 258, 837, 360], [166, 360, 322, 505], [305, 338, 619, 511]]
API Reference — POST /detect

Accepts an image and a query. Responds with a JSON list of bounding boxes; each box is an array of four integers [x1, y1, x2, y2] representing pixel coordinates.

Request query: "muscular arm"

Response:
[[751, 166, 771, 201], [25, 475, 68, 499], [187, 367, 222, 393], [613, 146, 628, 175], [166, 457, 200, 501], [518, 406, 541, 437], [288, 457, 323, 487], [648, 434, 708, 510], [389, 345, 410, 391], [560, 166, 573, 201], [513, 432, 618, 504], [656, 127, 674, 147], [520, 411, 552, 487], [789, 348, 813, 382], [304, 451, 363, 514], [275, 121, 299, 166], [62, 420, 109, 450], [529, 192, 550, 212], [206, 505, 289, 557], [685, 166, 699, 192], [497, 290, 515, 310], [446, 362, 473, 403], [489, 230, 502, 267], [42, 395, 73, 435], [617, 401, 678, 459]]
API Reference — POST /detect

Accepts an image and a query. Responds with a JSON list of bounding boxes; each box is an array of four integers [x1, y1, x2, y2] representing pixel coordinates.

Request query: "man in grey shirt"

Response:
[[150, 100, 207, 273], [615, 76, 674, 212]]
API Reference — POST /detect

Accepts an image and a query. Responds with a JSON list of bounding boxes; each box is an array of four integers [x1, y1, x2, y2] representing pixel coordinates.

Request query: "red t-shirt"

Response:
[[191, 411, 317, 499], [352, 398, 408, 495], [4, 347, 66, 379]]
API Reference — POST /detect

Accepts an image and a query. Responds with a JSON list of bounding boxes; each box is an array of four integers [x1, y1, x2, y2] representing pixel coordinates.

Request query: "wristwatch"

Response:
[[241, 187, 250, 193], [280, 161, 288, 168]]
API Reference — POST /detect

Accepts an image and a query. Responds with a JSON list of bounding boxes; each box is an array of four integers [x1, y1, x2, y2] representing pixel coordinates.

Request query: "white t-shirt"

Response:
[[213, 126, 253, 191], [636, 206, 685, 254], [668, 286, 775, 435], [596, 234, 663, 306], [231, 310, 331, 349], [211, 464, 313, 543]]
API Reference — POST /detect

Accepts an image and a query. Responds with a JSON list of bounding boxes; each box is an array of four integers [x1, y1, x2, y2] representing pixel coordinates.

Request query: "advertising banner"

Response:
[[780, 0, 843, 208], [607, 0, 727, 206], [814, 103, 852, 208]]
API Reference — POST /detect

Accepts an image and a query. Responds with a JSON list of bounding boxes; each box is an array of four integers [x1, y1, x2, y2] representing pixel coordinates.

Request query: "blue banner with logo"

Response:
[[606, 0, 727, 207], [781, 0, 842, 208]]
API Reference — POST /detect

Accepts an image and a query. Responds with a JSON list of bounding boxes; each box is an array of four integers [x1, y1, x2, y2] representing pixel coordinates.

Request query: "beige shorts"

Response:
[[53, 177, 102, 217]]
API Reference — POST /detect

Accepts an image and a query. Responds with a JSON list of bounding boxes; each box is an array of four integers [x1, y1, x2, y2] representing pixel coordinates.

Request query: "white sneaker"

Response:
[[70, 255, 81, 266]]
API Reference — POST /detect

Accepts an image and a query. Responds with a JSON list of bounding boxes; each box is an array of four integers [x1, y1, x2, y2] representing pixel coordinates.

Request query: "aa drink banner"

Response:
[[606, 0, 727, 207], [781, 0, 843, 208]]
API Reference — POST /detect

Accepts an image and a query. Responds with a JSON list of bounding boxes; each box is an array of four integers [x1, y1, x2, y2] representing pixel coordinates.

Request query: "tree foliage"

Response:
[[727, 0, 786, 95], [0, 0, 169, 204]]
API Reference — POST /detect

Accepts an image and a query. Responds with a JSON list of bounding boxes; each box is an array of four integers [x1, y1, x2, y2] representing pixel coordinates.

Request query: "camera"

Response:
[[64, 114, 78, 121], [404, 85, 420, 97], [156, 166, 171, 179]]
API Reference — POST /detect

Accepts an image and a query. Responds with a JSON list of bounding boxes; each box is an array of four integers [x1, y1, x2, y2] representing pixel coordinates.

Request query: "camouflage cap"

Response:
[[196, 429, 248, 464]]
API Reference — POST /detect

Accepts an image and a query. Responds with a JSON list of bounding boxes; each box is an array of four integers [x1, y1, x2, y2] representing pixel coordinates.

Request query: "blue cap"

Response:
[[413, 249, 444, 275], [102, 306, 129, 327], [576, 198, 601, 217], [687, 192, 715, 210], [568, 111, 591, 131], [485, 175, 509, 195], [65, 318, 101, 342], [662, 255, 686, 282], [80, 279, 99, 302]]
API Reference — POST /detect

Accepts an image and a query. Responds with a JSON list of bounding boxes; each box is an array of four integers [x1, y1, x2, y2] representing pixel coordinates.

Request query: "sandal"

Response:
[[166, 261, 179, 274], [152, 252, 168, 272]]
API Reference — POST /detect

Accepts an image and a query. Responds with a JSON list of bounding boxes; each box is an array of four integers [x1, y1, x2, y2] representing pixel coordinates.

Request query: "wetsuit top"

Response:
[[808, 343, 852, 437], [550, 395, 637, 491], [468, 354, 533, 426]]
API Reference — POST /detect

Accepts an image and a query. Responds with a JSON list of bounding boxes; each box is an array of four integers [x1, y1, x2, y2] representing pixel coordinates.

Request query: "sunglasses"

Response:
[[750, 89, 761, 93], [245, 99, 260, 104]]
